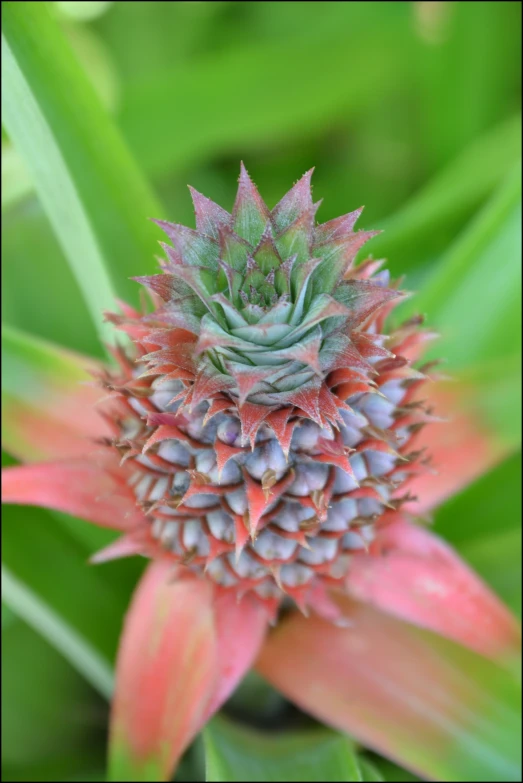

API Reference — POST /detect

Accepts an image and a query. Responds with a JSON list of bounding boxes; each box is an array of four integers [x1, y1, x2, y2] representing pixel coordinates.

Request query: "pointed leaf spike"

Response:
[[234, 514, 251, 562], [266, 408, 295, 458], [232, 163, 270, 245], [90, 533, 147, 564], [252, 224, 282, 274], [226, 363, 280, 407], [188, 186, 231, 239], [271, 169, 314, 233], [238, 402, 274, 449], [203, 397, 233, 425], [315, 207, 364, 244], [243, 469, 296, 538], [284, 382, 323, 426], [214, 439, 244, 479], [153, 221, 219, 269]]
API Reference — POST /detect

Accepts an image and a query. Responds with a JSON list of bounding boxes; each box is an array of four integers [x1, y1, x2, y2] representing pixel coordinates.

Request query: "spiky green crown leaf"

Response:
[[137, 164, 398, 408]]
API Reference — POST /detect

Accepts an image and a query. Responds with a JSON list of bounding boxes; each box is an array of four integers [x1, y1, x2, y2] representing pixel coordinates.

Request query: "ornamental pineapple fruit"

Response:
[[100, 165, 434, 618]]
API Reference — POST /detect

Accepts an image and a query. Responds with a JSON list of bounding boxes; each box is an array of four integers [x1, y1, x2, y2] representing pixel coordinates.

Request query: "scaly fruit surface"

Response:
[[99, 165, 435, 618]]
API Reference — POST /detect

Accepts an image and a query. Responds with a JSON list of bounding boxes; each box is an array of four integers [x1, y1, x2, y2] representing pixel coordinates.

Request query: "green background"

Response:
[[2, 2, 521, 781]]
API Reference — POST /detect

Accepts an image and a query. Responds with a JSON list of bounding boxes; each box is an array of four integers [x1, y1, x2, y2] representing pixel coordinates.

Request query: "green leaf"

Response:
[[415, 2, 521, 173], [54, 1, 114, 22], [451, 356, 522, 452], [1, 449, 17, 468], [366, 758, 419, 782], [53, 509, 122, 557], [2, 564, 113, 699], [435, 452, 521, 545], [369, 114, 521, 275], [62, 22, 121, 113], [399, 169, 521, 453], [356, 759, 384, 782], [204, 715, 368, 782], [461, 528, 522, 619], [1, 139, 32, 209], [2, 197, 101, 358], [174, 737, 206, 783], [434, 452, 521, 615], [1, 600, 17, 630], [2, 323, 92, 400], [1, 1, 163, 343], [223, 670, 285, 723], [404, 166, 521, 369], [120, 15, 412, 178], [1, 502, 134, 698], [2, 618, 106, 779]]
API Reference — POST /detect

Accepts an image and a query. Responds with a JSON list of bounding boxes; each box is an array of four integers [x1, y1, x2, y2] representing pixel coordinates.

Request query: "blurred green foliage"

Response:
[[2, 2, 521, 781], [204, 716, 383, 781]]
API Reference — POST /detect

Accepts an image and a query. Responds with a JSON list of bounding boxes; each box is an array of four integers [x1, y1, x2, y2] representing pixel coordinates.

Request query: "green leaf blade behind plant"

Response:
[[1, 501, 137, 698], [204, 716, 370, 783], [1, 1, 164, 342]]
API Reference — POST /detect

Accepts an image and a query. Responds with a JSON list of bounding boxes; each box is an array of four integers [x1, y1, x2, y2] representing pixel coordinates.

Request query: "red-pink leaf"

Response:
[[256, 597, 521, 781], [203, 590, 269, 720], [109, 562, 269, 781], [2, 327, 109, 462], [347, 519, 521, 659], [1, 457, 145, 531], [109, 562, 217, 781], [406, 383, 508, 514], [3, 399, 109, 462]]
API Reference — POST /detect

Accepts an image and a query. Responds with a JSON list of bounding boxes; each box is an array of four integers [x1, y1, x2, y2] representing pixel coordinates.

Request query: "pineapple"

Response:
[[101, 165, 432, 616]]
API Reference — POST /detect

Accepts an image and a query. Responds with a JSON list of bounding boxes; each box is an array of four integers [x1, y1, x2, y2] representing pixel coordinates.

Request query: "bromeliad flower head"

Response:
[[2, 162, 520, 783], [100, 165, 434, 617]]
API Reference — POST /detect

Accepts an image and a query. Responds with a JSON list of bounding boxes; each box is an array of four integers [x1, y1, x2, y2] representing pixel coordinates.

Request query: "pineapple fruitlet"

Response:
[[101, 165, 433, 618]]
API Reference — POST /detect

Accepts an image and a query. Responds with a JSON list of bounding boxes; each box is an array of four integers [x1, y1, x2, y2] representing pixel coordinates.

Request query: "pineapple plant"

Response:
[[3, 163, 519, 782], [98, 164, 434, 618], [3, 4, 521, 779]]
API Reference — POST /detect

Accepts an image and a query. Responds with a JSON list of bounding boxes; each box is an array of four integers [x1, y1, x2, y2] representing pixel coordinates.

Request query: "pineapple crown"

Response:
[[101, 165, 435, 613], [135, 165, 404, 418]]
